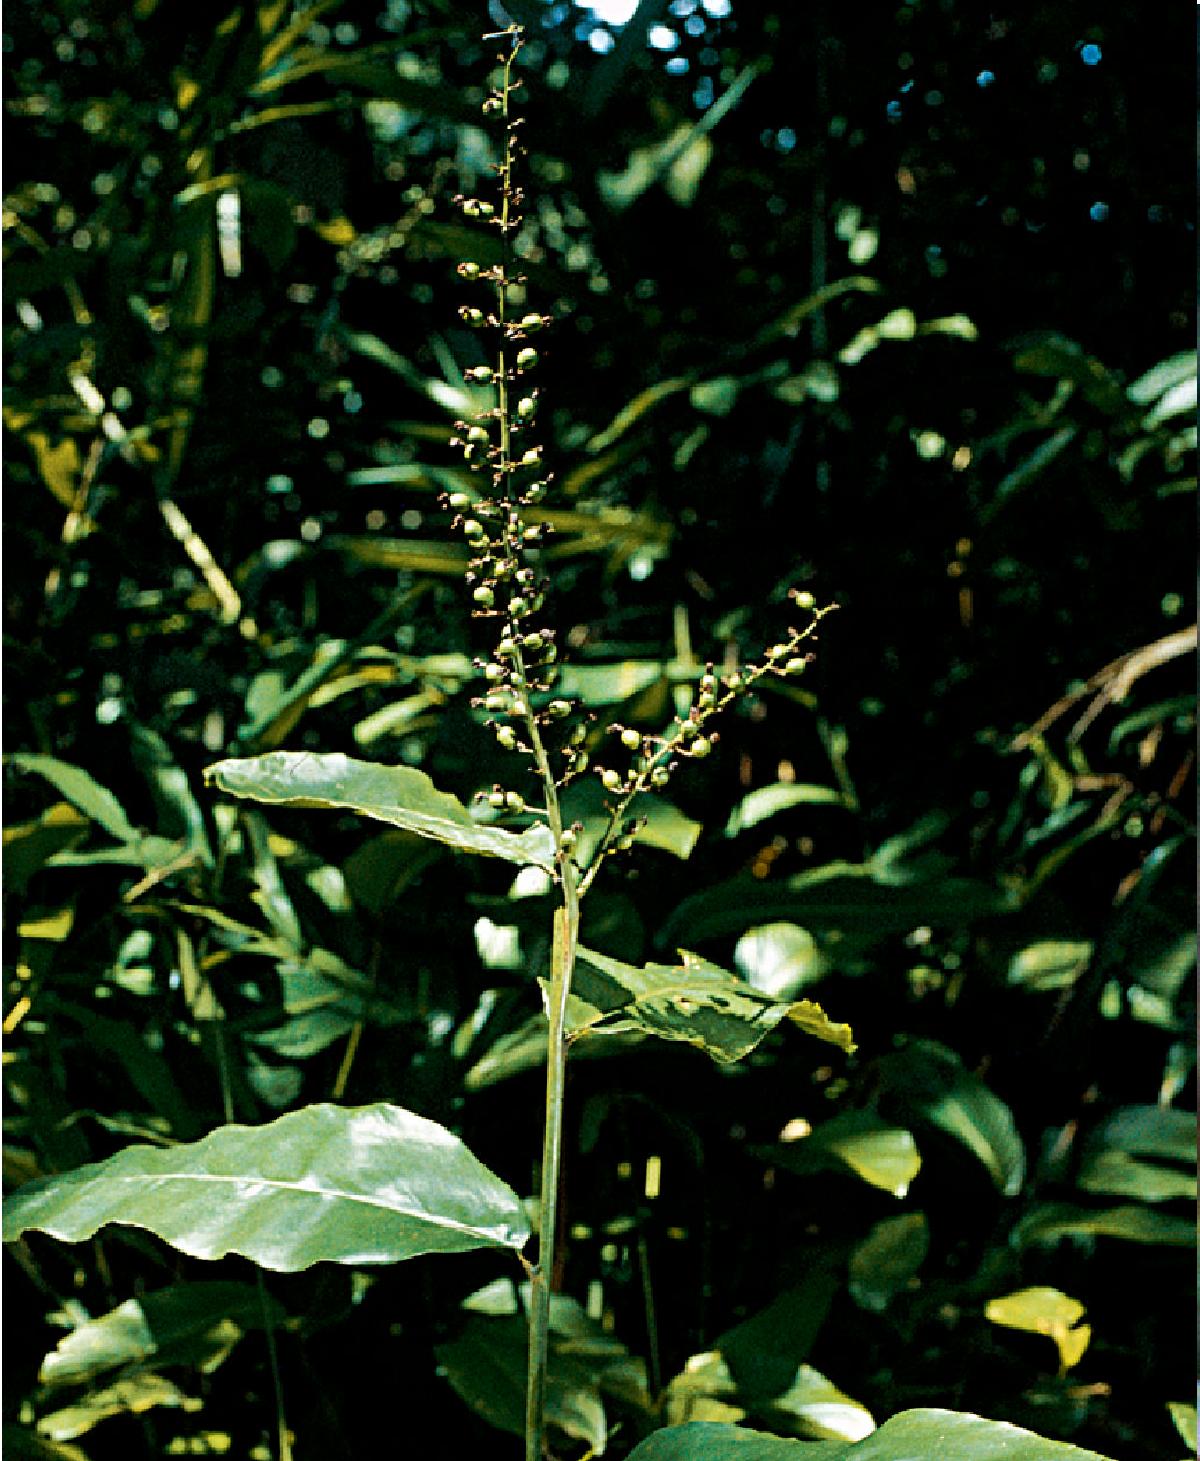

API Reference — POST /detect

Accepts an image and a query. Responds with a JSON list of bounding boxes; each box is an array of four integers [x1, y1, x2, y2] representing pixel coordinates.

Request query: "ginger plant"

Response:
[[443, 26, 835, 1458]]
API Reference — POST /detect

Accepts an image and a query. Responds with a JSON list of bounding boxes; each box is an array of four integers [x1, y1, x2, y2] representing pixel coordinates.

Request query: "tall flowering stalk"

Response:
[[445, 28, 834, 1455]]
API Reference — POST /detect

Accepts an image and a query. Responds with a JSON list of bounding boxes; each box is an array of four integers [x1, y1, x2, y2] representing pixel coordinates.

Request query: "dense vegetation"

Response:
[[3, 3, 1194, 1459]]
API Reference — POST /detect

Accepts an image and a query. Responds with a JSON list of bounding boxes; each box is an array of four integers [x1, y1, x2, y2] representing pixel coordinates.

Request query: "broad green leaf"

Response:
[[39, 1282, 282, 1389], [734, 924, 825, 999], [464, 1008, 645, 1090], [725, 784, 849, 837], [204, 751, 556, 870], [571, 947, 853, 1064], [4, 1102, 530, 1270], [666, 1351, 872, 1442], [1012, 1201, 1195, 1249], [849, 1213, 929, 1311], [562, 778, 701, 865], [8, 754, 139, 843], [2, 803, 89, 894], [875, 1041, 1025, 1195], [985, 1287, 1091, 1372], [764, 1111, 921, 1198], [625, 1408, 1115, 1459]]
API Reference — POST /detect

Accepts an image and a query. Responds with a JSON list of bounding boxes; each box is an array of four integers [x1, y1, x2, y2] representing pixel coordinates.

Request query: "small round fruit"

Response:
[[472, 586, 495, 608], [601, 769, 622, 793], [620, 728, 641, 751]]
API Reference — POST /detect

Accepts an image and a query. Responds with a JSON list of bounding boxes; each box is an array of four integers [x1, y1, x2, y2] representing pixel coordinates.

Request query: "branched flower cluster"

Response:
[[446, 26, 836, 871]]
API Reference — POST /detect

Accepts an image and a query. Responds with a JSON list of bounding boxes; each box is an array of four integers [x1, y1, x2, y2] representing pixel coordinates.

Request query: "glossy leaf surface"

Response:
[[204, 751, 556, 869], [4, 1103, 530, 1270]]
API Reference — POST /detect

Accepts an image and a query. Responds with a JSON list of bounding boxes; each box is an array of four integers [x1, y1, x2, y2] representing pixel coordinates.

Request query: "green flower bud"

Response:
[[472, 585, 495, 608], [620, 728, 641, 751], [601, 769, 622, 793], [516, 347, 539, 370]]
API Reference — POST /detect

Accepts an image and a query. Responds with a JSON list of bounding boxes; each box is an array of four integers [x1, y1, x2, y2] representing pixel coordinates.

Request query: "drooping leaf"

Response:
[[4, 1102, 530, 1271], [624, 1408, 1115, 1459], [874, 1041, 1025, 1195], [763, 1111, 921, 1198], [8, 754, 139, 844], [35, 1372, 199, 1442], [984, 1287, 1091, 1372], [570, 947, 852, 1065], [716, 1271, 841, 1402], [725, 783, 849, 837], [204, 752, 556, 870]]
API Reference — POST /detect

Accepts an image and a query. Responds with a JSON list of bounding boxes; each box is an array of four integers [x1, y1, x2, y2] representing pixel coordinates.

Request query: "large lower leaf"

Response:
[[204, 752, 556, 870], [625, 1408, 1114, 1458], [4, 1102, 530, 1271], [570, 947, 853, 1064]]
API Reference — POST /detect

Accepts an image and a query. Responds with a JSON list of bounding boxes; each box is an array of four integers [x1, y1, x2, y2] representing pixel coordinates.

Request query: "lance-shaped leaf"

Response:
[[204, 752, 556, 870], [3, 1102, 530, 1272], [569, 947, 853, 1065]]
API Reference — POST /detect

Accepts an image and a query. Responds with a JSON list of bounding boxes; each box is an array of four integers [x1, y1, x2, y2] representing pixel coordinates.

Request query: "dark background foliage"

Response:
[[3, 2, 1194, 1458]]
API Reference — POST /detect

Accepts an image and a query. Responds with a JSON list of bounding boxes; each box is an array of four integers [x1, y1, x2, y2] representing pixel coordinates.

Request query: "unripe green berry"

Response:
[[548, 699, 572, 719], [448, 491, 472, 510], [784, 657, 807, 675], [794, 590, 816, 610], [690, 736, 712, 758], [768, 643, 790, 661], [496, 725, 517, 749], [505, 791, 525, 812], [522, 633, 542, 650], [700, 673, 718, 693], [525, 480, 547, 503], [560, 828, 577, 853], [484, 692, 509, 712], [520, 313, 545, 332], [601, 769, 622, 793], [620, 728, 641, 751], [482, 96, 502, 115], [573, 751, 589, 772], [516, 348, 539, 370], [520, 448, 541, 468], [459, 262, 482, 280], [679, 719, 698, 740], [466, 365, 494, 383], [509, 698, 528, 717], [466, 425, 489, 445], [488, 789, 506, 808], [462, 519, 485, 540], [460, 307, 486, 327], [472, 586, 495, 608], [498, 637, 518, 657], [651, 767, 670, 787], [508, 596, 529, 616], [484, 662, 505, 681], [517, 396, 537, 418]]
